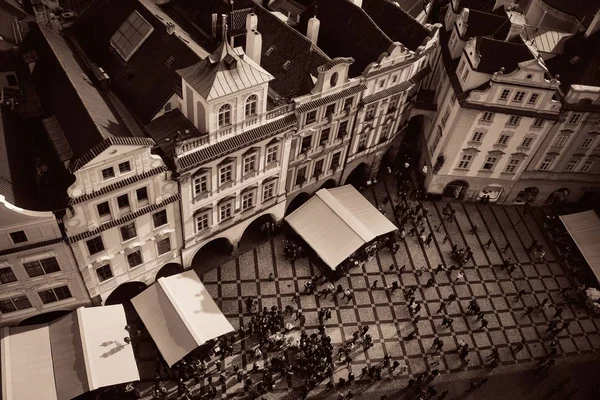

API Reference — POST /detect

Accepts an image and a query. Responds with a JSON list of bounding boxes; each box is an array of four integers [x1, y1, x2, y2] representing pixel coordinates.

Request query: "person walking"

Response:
[[512, 339, 526, 354], [470, 224, 478, 234], [514, 289, 528, 302], [501, 243, 510, 252], [435, 264, 445, 275], [442, 234, 449, 244], [436, 302, 447, 314], [552, 307, 564, 319], [454, 270, 465, 283], [371, 280, 378, 289]]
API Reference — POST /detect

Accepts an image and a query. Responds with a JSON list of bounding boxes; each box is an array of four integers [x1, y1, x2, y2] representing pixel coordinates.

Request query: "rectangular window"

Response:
[[110, 11, 153, 61], [39, 285, 72, 304], [343, 97, 353, 110], [528, 93, 540, 104], [313, 159, 324, 177], [95, 264, 113, 282], [567, 113, 582, 125], [243, 154, 257, 174], [153, 210, 168, 228], [24, 257, 60, 277], [305, 110, 317, 125], [194, 175, 208, 196], [450, 92, 456, 105], [120, 222, 137, 241], [380, 125, 391, 141], [0, 295, 32, 314], [532, 118, 544, 128], [301, 136, 312, 153], [296, 166, 307, 185], [219, 202, 233, 221], [461, 68, 470, 82], [242, 192, 255, 211], [330, 152, 341, 171], [127, 250, 143, 268], [9, 231, 27, 244], [86, 236, 105, 255], [136, 187, 149, 203], [219, 164, 233, 185], [497, 134, 511, 145], [266, 146, 278, 164], [118, 161, 131, 173], [580, 160, 594, 172], [196, 213, 210, 231], [504, 158, 521, 173], [365, 104, 377, 120], [431, 129, 442, 154], [539, 157, 554, 171], [513, 91, 526, 102], [117, 194, 130, 209], [319, 128, 330, 145], [97, 201, 111, 217], [458, 154, 473, 169], [482, 156, 498, 171], [564, 158, 579, 172], [508, 115, 521, 125], [553, 135, 568, 147], [325, 104, 336, 117], [471, 131, 484, 142], [157, 237, 171, 255], [441, 109, 450, 128], [457, 60, 465, 76], [580, 137, 594, 149], [0, 267, 17, 284], [357, 134, 367, 151], [263, 181, 276, 200], [499, 89, 510, 100], [388, 96, 399, 112], [101, 167, 115, 180], [338, 121, 349, 138], [481, 112, 494, 122], [521, 137, 534, 147]]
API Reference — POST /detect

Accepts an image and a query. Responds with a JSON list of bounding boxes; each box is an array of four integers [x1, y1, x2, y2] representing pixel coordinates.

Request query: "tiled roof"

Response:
[[462, 9, 509, 40], [176, 114, 297, 171], [474, 36, 533, 74], [172, 0, 331, 99], [67, 194, 180, 243], [362, 81, 412, 104], [178, 41, 274, 100], [69, 137, 156, 173], [362, 0, 431, 51], [72, 0, 200, 125], [298, 0, 394, 77], [23, 24, 134, 169], [542, 0, 600, 27], [545, 31, 600, 92], [0, 238, 63, 257], [70, 166, 167, 205], [0, 0, 26, 19], [389, 0, 425, 19], [296, 84, 367, 113]]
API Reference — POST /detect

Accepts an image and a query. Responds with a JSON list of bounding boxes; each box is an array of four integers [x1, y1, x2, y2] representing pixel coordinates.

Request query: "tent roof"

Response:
[[132, 270, 234, 366], [560, 210, 600, 281], [1, 306, 139, 400], [285, 185, 397, 269]]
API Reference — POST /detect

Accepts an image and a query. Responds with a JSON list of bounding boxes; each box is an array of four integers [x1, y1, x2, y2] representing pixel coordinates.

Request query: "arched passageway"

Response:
[[319, 179, 337, 190], [286, 192, 311, 216], [344, 163, 369, 190], [238, 214, 277, 252], [18, 310, 71, 326], [514, 187, 539, 204], [546, 188, 570, 204], [191, 237, 234, 274], [155, 263, 184, 281], [443, 180, 469, 200], [105, 281, 148, 323]]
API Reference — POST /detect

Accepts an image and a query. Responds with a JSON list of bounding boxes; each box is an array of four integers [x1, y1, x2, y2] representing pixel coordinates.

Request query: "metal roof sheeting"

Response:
[[560, 210, 600, 282]]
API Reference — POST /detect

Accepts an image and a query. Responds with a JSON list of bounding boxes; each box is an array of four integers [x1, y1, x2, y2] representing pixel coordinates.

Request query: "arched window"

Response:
[[218, 104, 232, 127], [245, 95, 258, 117]]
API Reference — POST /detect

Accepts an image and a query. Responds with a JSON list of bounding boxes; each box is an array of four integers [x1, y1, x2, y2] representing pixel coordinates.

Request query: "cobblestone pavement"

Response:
[[136, 173, 600, 399]]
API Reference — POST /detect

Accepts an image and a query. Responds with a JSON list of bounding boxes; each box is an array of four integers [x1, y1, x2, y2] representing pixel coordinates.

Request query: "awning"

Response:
[[285, 185, 397, 270], [1, 305, 139, 400], [560, 210, 600, 281], [131, 270, 234, 367]]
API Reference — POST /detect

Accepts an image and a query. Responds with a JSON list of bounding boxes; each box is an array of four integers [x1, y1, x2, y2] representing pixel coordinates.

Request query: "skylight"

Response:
[[110, 11, 154, 61]]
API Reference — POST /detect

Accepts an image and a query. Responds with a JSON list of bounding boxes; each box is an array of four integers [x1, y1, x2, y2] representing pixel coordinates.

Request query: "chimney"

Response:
[[349, 0, 363, 7], [306, 16, 320, 44], [585, 10, 600, 37], [166, 21, 175, 35], [246, 30, 262, 65], [246, 12, 258, 31]]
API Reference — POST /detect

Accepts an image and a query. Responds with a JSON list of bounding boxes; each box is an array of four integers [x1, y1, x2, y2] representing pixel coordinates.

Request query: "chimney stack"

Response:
[[166, 21, 175, 35], [585, 10, 600, 37], [245, 14, 262, 65], [306, 16, 320, 44]]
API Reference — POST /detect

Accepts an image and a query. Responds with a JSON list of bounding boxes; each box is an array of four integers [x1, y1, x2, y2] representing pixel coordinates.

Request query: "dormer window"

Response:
[[218, 104, 232, 127], [101, 167, 115, 180], [245, 95, 258, 117], [266, 46, 275, 56], [110, 11, 154, 61], [282, 60, 292, 70]]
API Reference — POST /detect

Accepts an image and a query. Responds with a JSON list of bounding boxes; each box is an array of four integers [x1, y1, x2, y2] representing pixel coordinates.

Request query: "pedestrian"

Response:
[[371, 280, 378, 289], [552, 307, 564, 319], [388, 263, 396, 272], [512, 339, 526, 354], [426, 277, 435, 287], [480, 319, 488, 329], [454, 270, 465, 283], [446, 293, 456, 303], [441, 317, 453, 328], [342, 288, 352, 299], [268, 272, 274, 281], [502, 243, 510, 252], [514, 289, 527, 302], [540, 298, 550, 309], [442, 234, 449, 244], [436, 302, 446, 314], [508, 264, 517, 274], [470, 224, 478, 234], [390, 281, 399, 292], [524, 306, 535, 315], [435, 264, 444, 274], [483, 238, 492, 249], [399, 264, 407, 274], [476, 311, 485, 321]]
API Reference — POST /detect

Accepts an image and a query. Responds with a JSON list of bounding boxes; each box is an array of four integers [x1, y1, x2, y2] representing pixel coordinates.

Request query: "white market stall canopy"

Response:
[[285, 185, 397, 270], [560, 210, 600, 281], [0, 305, 139, 400], [132, 270, 234, 367]]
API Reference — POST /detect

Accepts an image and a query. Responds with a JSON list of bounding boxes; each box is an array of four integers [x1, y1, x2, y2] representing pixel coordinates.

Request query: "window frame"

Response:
[[512, 91, 526, 103], [23, 257, 60, 278], [305, 110, 317, 125], [532, 118, 544, 128], [580, 136, 595, 149], [553, 135, 568, 147], [95, 264, 114, 282], [38, 285, 72, 304], [580, 159, 594, 172], [497, 134, 511, 146], [325, 103, 336, 117], [528, 93, 540, 105], [193, 173, 209, 196], [219, 201, 233, 221], [521, 137, 534, 148], [507, 115, 521, 125], [567, 113, 582, 125], [266, 145, 278, 164], [101, 167, 115, 180], [243, 153, 258, 175], [152, 209, 168, 228], [564, 158, 579, 172], [499, 89, 510, 100], [538, 157, 554, 171], [110, 10, 154, 61], [219, 163, 234, 185], [127, 250, 143, 268], [504, 158, 521, 173], [157, 237, 171, 255], [136, 187, 149, 204], [319, 128, 331, 145], [117, 194, 130, 209], [0, 267, 17, 284], [365, 104, 377, 121], [330, 152, 342, 171], [218, 104, 232, 127], [263, 180, 276, 201], [296, 166, 307, 185], [196, 211, 210, 231], [86, 236, 105, 256], [0, 295, 32, 314], [9, 231, 28, 245], [241, 191, 255, 211], [482, 156, 498, 171], [481, 112, 494, 122], [118, 161, 131, 173], [471, 131, 484, 142], [120, 222, 137, 242], [245, 94, 258, 117], [457, 154, 473, 169], [96, 201, 111, 217]]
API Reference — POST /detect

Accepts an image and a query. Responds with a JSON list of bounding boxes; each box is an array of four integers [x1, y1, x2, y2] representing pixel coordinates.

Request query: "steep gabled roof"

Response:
[[298, 0, 394, 77], [362, 0, 431, 50], [72, 0, 200, 125], [474, 36, 533, 74], [462, 9, 509, 40], [545, 31, 600, 91], [542, 0, 600, 27], [178, 41, 273, 100], [23, 24, 132, 167], [389, 0, 425, 19]]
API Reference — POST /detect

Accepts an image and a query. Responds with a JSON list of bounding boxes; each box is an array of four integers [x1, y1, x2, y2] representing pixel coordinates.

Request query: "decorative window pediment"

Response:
[[510, 152, 528, 160], [488, 150, 505, 156], [241, 184, 259, 194], [217, 195, 236, 205], [462, 147, 480, 155], [192, 167, 211, 177], [193, 207, 212, 217], [547, 152, 560, 157], [267, 137, 281, 146], [572, 153, 586, 158], [243, 147, 260, 156], [218, 157, 236, 166], [559, 129, 574, 135]]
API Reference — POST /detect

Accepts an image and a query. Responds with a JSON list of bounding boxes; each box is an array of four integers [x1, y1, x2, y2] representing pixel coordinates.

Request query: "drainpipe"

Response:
[[338, 100, 364, 186]]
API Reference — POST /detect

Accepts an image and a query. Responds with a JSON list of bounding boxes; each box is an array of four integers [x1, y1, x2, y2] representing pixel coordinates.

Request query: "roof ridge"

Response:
[[347, 0, 394, 45]]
